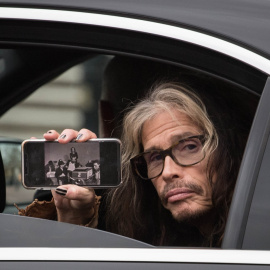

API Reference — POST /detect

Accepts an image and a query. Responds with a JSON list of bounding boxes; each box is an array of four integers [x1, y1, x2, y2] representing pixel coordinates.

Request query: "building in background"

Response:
[[0, 55, 111, 140]]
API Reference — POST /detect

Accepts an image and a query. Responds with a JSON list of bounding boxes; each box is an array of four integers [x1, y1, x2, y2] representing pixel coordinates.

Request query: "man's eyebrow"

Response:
[[174, 132, 199, 140], [143, 131, 200, 152]]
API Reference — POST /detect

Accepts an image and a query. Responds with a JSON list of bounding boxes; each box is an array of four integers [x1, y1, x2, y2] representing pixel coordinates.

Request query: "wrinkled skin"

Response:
[[142, 110, 214, 230]]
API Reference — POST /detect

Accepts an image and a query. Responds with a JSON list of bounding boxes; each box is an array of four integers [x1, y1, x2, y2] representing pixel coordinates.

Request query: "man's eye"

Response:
[[149, 152, 162, 163], [185, 143, 198, 151], [178, 139, 201, 153]]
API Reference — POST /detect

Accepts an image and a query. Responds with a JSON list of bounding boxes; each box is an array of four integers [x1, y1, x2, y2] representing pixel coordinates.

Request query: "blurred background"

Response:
[[0, 54, 112, 140], [0, 54, 112, 213]]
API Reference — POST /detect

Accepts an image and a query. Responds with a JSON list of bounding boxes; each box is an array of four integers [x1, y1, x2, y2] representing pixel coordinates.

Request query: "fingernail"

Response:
[[76, 134, 83, 141], [55, 188, 67, 196], [59, 134, 66, 139]]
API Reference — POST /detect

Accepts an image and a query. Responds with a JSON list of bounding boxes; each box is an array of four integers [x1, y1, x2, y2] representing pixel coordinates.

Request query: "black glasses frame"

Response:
[[130, 135, 206, 180]]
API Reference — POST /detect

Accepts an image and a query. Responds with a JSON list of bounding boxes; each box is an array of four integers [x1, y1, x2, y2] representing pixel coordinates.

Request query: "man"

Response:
[[93, 160, 100, 185], [66, 156, 82, 183], [45, 160, 55, 174], [103, 83, 241, 247], [21, 83, 247, 247], [55, 159, 68, 185]]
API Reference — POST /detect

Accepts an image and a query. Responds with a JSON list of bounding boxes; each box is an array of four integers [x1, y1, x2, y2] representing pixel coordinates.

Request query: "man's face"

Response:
[[142, 109, 213, 223]]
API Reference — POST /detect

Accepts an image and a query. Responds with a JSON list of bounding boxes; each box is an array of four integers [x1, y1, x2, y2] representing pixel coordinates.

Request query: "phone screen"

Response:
[[22, 139, 121, 189]]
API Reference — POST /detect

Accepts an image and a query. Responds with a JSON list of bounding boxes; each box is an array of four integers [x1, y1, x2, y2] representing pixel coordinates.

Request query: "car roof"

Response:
[[0, 0, 270, 59]]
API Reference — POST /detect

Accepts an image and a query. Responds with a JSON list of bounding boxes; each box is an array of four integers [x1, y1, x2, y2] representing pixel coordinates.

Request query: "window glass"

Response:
[[0, 53, 112, 212], [0, 48, 262, 248]]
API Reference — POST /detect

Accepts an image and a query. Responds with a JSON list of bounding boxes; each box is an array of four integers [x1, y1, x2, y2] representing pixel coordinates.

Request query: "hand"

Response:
[[52, 184, 96, 225], [43, 128, 97, 143], [43, 128, 98, 225]]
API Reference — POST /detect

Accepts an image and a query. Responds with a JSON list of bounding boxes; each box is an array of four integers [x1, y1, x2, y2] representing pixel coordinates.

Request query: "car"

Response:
[[1, 0, 270, 268]]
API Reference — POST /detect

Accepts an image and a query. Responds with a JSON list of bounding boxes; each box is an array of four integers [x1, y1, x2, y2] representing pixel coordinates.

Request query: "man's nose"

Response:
[[161, 155, 184, 182]]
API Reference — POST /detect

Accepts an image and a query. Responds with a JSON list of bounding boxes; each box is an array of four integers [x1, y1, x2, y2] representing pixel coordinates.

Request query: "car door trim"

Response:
[[0, 7, 270, 75], [223, 77, 270, 248], [0, 248, 270, 264]]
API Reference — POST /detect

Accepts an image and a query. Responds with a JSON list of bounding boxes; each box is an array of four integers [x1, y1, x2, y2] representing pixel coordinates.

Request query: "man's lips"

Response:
[[165, 188, 195, 203]]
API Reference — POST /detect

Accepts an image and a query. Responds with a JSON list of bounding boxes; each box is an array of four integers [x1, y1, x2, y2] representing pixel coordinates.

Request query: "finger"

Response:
[[76, 128, 97, 142], [52, 185, 96, 224], [43, 130, 60, 141], [53, 184, 95, 205], [66, 185, 95, 202], [30, 137, 37, 139], [58, 129, 79, 144]]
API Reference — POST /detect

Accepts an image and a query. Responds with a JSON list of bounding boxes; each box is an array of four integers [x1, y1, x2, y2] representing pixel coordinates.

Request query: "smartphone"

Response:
[[21, 139, 122, 189]]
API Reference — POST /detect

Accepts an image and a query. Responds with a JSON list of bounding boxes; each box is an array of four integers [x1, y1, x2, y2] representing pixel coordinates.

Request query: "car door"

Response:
[[1, 2, 270, 269]]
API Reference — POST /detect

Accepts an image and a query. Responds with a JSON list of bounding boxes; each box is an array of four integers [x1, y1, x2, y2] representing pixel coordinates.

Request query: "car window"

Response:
[[0, 53, 112, 139], [0, 53, 112, 212], [0, 47, 265, 249], [1, 8, 270, 268]]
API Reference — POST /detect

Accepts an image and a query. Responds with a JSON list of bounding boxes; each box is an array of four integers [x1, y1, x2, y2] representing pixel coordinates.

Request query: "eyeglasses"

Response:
[[130, 135, 206, 180]]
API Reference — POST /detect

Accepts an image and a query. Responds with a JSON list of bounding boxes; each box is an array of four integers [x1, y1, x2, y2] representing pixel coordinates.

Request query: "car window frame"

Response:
[[0, 6, 270, 252], [0, 7, 268, 94], [239, 77, 270, 250]]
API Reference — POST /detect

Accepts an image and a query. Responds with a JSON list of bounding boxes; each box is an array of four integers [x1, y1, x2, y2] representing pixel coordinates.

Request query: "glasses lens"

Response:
[[133, 151, 164, 180], [143, 151, 164, 179], [173, 136, 204, 165], [132, 155, 148, 179]]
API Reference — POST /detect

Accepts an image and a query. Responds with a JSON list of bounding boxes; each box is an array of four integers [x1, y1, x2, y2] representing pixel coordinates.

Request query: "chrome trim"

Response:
[[0, 7, 270, 74], [0, 248, 270, 264]]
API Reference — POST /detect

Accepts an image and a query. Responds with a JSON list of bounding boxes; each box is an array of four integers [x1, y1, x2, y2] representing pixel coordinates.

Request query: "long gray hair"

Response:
[[105, 82, 241, 246]]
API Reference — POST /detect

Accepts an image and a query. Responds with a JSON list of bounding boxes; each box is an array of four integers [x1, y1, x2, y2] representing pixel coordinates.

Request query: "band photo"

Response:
[[44, 142, 101, 186]]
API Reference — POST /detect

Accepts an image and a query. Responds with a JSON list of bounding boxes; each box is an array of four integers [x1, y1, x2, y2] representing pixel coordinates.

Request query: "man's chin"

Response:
[[169, 205, 211, 223]]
